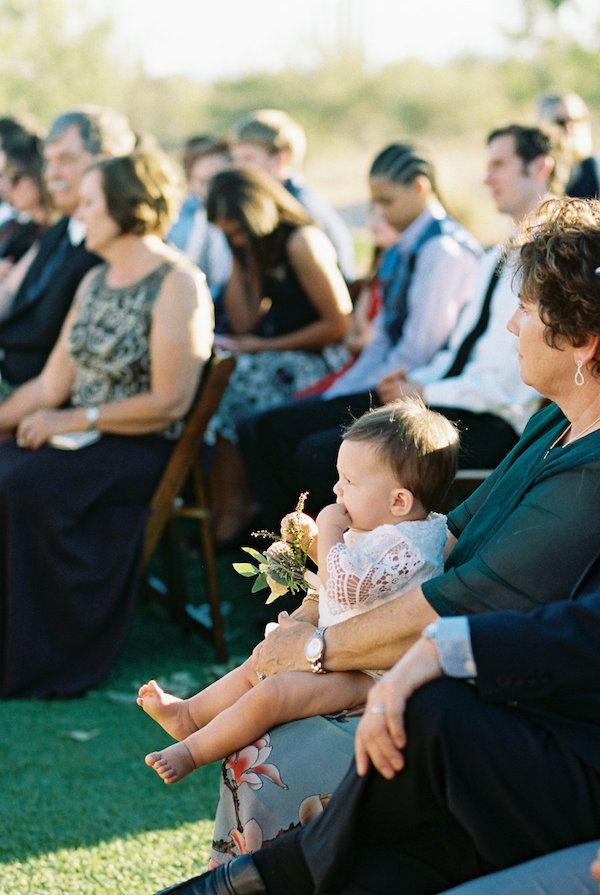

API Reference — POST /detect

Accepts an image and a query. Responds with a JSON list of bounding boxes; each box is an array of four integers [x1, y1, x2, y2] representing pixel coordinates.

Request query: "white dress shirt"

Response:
[[411, 246, 539, 435]]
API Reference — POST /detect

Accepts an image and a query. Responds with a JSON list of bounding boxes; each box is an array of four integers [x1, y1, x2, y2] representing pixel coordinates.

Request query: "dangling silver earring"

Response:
[[575, 359, 585, 387]]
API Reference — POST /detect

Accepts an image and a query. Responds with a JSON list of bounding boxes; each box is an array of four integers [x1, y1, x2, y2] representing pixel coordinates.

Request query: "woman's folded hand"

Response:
[[16, 409, 74, 450]]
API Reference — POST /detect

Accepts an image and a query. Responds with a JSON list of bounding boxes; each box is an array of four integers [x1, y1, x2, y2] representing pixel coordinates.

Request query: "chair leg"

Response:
[[193, 461, 228, 662]]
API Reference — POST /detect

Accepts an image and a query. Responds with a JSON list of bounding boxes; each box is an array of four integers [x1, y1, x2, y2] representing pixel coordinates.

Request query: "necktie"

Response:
[[442, 259, 504, 379]]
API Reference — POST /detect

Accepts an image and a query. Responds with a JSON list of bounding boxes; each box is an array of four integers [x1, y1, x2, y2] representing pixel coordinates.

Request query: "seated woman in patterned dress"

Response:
[[204, 167, 353, 545], [0, 147, 213, 698]]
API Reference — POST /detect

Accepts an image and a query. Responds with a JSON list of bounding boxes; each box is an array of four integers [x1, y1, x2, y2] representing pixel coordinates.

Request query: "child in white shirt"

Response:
[[139, 399, 458, 783]]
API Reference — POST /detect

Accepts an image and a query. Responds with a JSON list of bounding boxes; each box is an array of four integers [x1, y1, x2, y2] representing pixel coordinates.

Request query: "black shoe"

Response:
[[153, 855, 266, 895]]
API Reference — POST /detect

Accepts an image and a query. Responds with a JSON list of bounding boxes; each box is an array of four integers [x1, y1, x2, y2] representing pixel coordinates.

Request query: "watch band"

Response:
[[307, 625, 328, 674], [85, 406, 100, 431]]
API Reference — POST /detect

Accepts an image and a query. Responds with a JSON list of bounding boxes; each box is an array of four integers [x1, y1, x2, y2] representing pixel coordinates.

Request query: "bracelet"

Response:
[[302, 591, 319, 604]]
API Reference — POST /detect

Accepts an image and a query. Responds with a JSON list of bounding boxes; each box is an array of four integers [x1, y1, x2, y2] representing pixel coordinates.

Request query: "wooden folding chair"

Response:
[[143, 351, 235, 661]]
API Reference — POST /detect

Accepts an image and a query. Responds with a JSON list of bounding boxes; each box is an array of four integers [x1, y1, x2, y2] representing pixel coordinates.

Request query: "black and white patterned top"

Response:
[[68, 260, 182, 438]]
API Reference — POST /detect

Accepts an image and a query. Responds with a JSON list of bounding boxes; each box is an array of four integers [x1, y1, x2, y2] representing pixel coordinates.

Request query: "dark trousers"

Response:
[[239, 393, 520, 523], [253, 679, 600, 895]]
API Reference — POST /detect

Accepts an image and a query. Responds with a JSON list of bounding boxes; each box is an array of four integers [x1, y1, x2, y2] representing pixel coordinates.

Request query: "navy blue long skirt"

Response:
[[0, 433, 172, 697]]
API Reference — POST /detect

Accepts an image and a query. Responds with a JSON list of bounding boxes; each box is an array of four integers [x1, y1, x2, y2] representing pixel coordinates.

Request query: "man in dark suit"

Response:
[[0, 106, 135, 386], [153, 554, 600, 895]]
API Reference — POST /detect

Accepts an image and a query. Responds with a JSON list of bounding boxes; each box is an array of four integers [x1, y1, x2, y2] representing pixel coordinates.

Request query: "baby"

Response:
[[138, 399, 458, 783]]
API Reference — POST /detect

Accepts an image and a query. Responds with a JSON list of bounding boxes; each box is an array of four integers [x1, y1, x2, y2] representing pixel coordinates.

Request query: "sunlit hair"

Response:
[[206, 167, 310, 269], [536, 91, 590, 125], [89, 149, 183, 237], [369, 142, 441, 199], [232, 109, 307, 169], [511, 196, 600, 378], [47, 106, 135, 157], [342, 398, 459, 512]]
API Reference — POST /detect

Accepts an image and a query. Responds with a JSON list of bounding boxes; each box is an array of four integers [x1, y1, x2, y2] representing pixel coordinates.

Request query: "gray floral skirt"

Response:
[[210, 714, 359, 867], [206, 346, 349, 444]]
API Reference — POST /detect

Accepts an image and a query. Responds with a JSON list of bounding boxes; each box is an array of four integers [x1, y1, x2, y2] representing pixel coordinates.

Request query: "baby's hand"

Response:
[[316, 502, 351, 534], [280, 511, 318, 551]]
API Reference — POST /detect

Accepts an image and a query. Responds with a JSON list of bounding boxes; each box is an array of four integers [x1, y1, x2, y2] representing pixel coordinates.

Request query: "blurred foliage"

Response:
[[0, 0, 598, 156]]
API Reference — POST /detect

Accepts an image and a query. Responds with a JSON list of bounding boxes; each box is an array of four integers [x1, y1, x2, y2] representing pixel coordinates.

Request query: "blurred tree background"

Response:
[[1, 0, 598, 241]]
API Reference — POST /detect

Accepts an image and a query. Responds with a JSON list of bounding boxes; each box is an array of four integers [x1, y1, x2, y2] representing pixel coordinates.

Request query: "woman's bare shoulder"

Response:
[[287, 224, 336, 263]]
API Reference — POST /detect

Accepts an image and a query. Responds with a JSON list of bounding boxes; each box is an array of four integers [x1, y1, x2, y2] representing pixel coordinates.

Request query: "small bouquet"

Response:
[[233, 493, 318, 603]]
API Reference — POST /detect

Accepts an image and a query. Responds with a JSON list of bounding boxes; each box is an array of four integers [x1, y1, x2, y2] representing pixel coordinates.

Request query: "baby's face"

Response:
[[333, 439, 402, 531]]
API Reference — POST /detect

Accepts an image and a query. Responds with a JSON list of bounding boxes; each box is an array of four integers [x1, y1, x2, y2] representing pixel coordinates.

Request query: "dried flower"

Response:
[[233, 493, 317, 603]]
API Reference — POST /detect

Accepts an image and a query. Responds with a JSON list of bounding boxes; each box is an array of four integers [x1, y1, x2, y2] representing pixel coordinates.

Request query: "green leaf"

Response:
[[251, 573, 268, 593], [242, 546, 267, 564], [232, 562, 258, 577], [268, 569, 288, 585]]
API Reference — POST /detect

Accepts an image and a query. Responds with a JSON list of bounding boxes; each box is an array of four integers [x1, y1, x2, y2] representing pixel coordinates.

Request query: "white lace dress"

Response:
[[318, 513, 448, 674]]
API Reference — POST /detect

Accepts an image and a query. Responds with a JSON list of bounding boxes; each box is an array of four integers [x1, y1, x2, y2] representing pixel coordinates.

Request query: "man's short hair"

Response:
[[486, 123, 565, 192], [232, 109, 307, 169], [46, 105, 135, 157]]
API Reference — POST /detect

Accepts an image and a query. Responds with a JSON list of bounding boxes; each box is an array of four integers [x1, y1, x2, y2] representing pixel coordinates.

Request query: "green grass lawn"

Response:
[[0, 539, 294, 895]]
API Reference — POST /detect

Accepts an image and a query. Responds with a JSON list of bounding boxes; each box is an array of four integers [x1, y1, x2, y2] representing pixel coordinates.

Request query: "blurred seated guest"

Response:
[[0, 148, 213, 698], [0, 131, 57, 323], [537, 90, 599, 198], [205, 167, 352, 545], [0, 106, 136, 387], [168, 135, 232, 307], [0, 131, 55, 261], [232, 109, 355, 281], [0, 116, 36, 226]]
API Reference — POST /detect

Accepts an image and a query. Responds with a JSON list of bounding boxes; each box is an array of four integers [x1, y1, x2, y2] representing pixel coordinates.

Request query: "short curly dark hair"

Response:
[[513, 197, 600, 378], [89, 149, 183, 237]]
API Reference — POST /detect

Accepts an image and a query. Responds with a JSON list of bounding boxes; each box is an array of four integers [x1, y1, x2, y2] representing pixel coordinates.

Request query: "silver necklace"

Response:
[[543, 412, 600, 459]]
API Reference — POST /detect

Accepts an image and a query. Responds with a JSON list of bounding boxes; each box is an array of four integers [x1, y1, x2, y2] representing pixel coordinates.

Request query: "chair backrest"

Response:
[[143, 351, 235, 565]]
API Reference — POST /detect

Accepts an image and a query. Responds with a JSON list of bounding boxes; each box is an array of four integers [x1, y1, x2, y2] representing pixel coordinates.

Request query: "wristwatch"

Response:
[[85, 406, 100, 431], [305, 626, 328, 673]]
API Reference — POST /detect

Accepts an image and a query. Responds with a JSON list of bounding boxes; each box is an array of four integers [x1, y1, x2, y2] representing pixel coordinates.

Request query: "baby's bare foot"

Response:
[[145, 741, 197, 784], [136, 680, 195, 740]]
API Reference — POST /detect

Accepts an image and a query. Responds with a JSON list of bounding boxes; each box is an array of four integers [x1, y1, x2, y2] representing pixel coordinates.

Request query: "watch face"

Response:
[[305, 636, 322, 660]]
